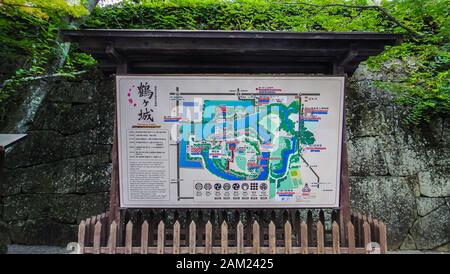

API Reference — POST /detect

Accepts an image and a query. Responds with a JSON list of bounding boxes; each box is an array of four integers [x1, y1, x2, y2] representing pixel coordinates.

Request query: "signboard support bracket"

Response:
[[58, 30, 401, 248], [338, 74, 351, 243], [109, 61, 128, 226]]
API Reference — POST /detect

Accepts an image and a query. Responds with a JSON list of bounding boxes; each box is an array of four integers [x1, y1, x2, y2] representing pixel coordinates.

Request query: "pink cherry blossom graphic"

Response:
[[127, 87, 137, 107]]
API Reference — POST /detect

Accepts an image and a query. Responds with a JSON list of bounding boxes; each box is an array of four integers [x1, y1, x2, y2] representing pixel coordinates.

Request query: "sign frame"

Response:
[[116, 75, 345, 209]]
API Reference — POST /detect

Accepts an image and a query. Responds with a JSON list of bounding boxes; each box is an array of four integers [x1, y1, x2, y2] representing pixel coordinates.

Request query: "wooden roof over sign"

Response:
[[61, 29, 402, 75]]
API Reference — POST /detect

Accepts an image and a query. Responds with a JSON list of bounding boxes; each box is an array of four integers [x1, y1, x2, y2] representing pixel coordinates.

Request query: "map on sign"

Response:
[[117, 76, 344, 208]]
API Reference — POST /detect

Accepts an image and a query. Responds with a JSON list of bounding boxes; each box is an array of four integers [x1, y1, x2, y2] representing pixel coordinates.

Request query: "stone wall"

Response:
[[347, 66, 450, 251], [1, 72, 114, 245], [0, 67, 449, 250]]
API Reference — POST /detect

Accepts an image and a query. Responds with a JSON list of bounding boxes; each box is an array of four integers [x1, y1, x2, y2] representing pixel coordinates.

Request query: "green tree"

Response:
[[368, 0, 450, 125], [0, 0, 98, 104], [1, 0, 448, 125], [82, 0, 449, 125]]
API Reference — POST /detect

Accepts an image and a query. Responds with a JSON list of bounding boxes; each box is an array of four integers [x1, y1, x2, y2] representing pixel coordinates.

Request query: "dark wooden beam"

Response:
[[105, 42, 124, 64], [62, 29, 402, 41], [116, 62, 128, 75], [62, 30, 402, 75], [338, 50, 359, 68]]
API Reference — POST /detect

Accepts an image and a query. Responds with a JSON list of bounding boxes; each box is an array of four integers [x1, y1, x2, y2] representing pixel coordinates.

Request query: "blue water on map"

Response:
[[179, 139, 203, 168], [256, 152, 270, 180], [201, 150, 242, 180], [272, 137, 297, 176], [179, 100, 298, 178], [199, 150, 270, 181]]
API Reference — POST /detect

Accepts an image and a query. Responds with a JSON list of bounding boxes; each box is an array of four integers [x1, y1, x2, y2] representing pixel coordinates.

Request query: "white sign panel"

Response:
[[117, 76, 344, 208]]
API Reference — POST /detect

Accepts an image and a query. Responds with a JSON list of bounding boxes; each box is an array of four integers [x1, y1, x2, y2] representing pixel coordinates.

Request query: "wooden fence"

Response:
[[76, 211, 387, 254]]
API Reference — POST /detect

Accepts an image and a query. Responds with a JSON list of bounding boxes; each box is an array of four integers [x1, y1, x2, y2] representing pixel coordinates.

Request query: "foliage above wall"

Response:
[[0, 0, 97, 105], [0, 0, 449, 125]]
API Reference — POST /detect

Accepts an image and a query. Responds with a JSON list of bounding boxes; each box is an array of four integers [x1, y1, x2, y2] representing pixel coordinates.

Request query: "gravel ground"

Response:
[[7, 244, 71, 254], [6, 244, 450, 254], [388, 250, 449, 254]]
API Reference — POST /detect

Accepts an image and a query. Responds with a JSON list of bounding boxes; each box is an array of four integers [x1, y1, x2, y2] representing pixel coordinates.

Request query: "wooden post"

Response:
[[189, 221, 196, 254], [109, 107, 120, 225], [268, 221, 276, 254], [125, 221, 133, 254], [205, 221, 213, 254], [332, 221, 340, 254], [252, 221, 260, 254], [284, 221, 292, 254], [300, 221, 308, 254], [0, 147, 4, 248], [93, 221, 102, 254], [108, 221, 117, 254], [157, 221, 165, 254], [363, 221, 371, 254], [221, 221, 228, 254], [236, 221, 244, 254], [339, 75, 351, 243], [78, 221, 86, 254], [316, 221, 324, 254], [339, 142, 351, 243], [173, 221, 180, 254], [109, 63, 127, 229], [347, 222, 355, 254], [141, 221, 149, 254], [0, 146, 4, 204], [379, 221, 388, 254]]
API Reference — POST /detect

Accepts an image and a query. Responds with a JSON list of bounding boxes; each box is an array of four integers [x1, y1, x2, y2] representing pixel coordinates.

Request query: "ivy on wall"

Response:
[[0, 0, 97, 107], [1, 0, 449, 125]]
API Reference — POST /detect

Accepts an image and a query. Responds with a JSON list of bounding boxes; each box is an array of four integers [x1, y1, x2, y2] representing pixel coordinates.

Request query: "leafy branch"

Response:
[[278, 1, 422, 37], [0, 0, 99, 109]]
